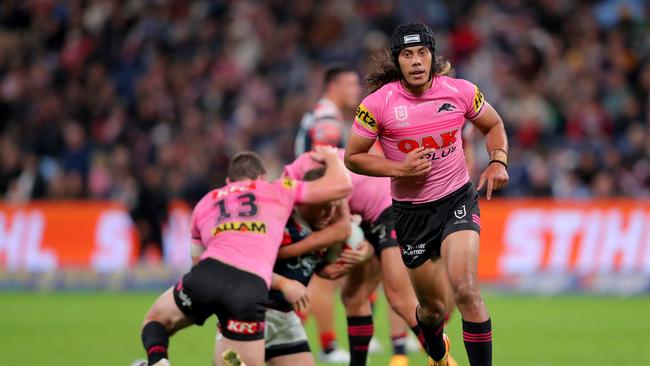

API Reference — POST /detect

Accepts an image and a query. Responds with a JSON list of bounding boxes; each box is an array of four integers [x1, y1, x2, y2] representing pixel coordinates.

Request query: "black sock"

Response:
[[142, 321, 169, 365], [391, 332, 407, 355], [410, 325, 427, 350], [347, 315, 373, 366], [462, 318, 492, 366], [416, 311, 446, 360]]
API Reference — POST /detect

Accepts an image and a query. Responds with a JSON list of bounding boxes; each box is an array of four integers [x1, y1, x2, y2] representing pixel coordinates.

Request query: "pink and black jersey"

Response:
[[190, 178, 305, 287], [283, 149, 391, 223], [352, 76, 487, 203]]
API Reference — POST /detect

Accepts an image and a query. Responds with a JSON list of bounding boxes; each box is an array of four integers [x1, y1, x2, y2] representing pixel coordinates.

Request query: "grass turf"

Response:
[[1, 291, 649, 365]]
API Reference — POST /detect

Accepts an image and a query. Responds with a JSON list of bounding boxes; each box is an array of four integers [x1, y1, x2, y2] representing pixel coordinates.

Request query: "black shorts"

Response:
[[393, 182, 481, 269], [361, 206, 399, 256], [173, 258, 268, 341]]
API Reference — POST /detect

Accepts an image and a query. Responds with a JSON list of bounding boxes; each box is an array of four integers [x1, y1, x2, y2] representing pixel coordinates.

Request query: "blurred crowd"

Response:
[[1, 0, 649, 248]]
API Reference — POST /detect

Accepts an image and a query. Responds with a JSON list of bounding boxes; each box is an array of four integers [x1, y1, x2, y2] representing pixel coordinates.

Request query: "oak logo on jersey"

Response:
[[212, 221, 267, 235], [355, 104, 378, 132], [397, 129, 459, 152], [395, 105, 408, 121], [473, 87, 484, 114]]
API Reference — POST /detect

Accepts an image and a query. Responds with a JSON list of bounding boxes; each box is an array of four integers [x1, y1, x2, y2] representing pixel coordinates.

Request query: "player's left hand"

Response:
[[279, 279, 310, 313], [318, 263, 350, 280], [477, 162, 509, 200], [338, 241, 374, 266]]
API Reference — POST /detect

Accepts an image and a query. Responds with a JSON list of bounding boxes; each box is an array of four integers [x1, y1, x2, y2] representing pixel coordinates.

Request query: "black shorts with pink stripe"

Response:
[[392, 182, 481, 268]]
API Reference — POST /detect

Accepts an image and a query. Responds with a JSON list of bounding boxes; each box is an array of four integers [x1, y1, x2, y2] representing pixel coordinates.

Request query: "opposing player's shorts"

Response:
[[393, 182, 481, 269], [361, 206, 399, 256], [264, 309, 310, 360], [173, 258, 268, 341]]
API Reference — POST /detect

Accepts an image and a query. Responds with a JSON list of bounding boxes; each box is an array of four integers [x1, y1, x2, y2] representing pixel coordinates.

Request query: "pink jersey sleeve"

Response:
[[283, 153, 323, 180], [352, 93, 383, 140], [190, 211, 201, 241], [274, 177, 307, 206], [457, 79, 487, 121], [189, 195, 209, 246]]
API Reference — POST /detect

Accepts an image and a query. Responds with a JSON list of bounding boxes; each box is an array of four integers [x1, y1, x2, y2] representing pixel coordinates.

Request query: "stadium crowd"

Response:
[[1, 0, 649, 248]]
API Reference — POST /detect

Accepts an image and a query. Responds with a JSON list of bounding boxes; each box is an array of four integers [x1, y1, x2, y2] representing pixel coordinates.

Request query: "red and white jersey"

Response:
[[294, 98, 347, 157]]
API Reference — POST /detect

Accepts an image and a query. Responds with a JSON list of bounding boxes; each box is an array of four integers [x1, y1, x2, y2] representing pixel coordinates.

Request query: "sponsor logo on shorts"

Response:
[[401, 243, 427, 256], [178, 289, 192, 308], [212, 221, 267, 235], [454, 205, 467, 219], [226, 320, 265, 335]]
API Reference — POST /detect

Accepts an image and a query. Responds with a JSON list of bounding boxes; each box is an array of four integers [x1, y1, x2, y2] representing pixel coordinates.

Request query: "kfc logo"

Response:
[[226, 320, 265, 335]]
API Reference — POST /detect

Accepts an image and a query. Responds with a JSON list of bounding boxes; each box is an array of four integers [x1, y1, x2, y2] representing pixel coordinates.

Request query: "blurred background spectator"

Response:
[[1, 0, 649, 254]]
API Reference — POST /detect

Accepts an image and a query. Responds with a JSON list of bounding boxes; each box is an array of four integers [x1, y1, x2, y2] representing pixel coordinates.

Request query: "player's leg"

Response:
[[215, 338, 265, 366], [407, 259, 452, 363], [262, 308, 315, 366], [214, 265, 269, 366], [267, 353, 315, 366], [380, 247, 421, 341], [387, 307, 411, 366], [307, 275, 348, 362], [372, 208, 426, 361], [441, 230, 491, 366], [140, 287, 194, 365], [341, 257, 382, 366]]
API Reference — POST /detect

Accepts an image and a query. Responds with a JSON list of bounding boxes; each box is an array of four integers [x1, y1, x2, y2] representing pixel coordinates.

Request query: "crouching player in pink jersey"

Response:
[[135, 147, 351, 366], [345, 23, 509, 366]]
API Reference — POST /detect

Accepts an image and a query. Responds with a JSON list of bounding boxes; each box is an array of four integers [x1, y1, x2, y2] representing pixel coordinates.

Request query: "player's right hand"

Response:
[[279, 279, 310, 313], [311, 145, 339, 163], [396, 146, 433, 177]]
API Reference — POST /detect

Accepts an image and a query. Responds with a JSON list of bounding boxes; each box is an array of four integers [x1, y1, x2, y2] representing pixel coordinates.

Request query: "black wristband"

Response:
[[489, 160, 508, 169]]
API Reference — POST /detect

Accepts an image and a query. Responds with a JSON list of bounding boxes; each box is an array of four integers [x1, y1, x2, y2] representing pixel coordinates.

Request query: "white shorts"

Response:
[[264, 308, 311, 360]]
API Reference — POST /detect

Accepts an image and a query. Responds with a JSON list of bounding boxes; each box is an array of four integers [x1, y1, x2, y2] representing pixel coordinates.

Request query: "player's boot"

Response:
[[130, 359, 170, 366], [223, 349, 246, 366], [369, 337, 383, 354], [406, 333, 422, 353], [388, 354, 409, 366], [427, 334, 450, 366], [447, 353, 458, 366], [318, 347, 350, 363]]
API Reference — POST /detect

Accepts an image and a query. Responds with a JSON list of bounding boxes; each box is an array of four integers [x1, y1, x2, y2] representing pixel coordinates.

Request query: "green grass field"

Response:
[[1, 291, 649, 365]]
